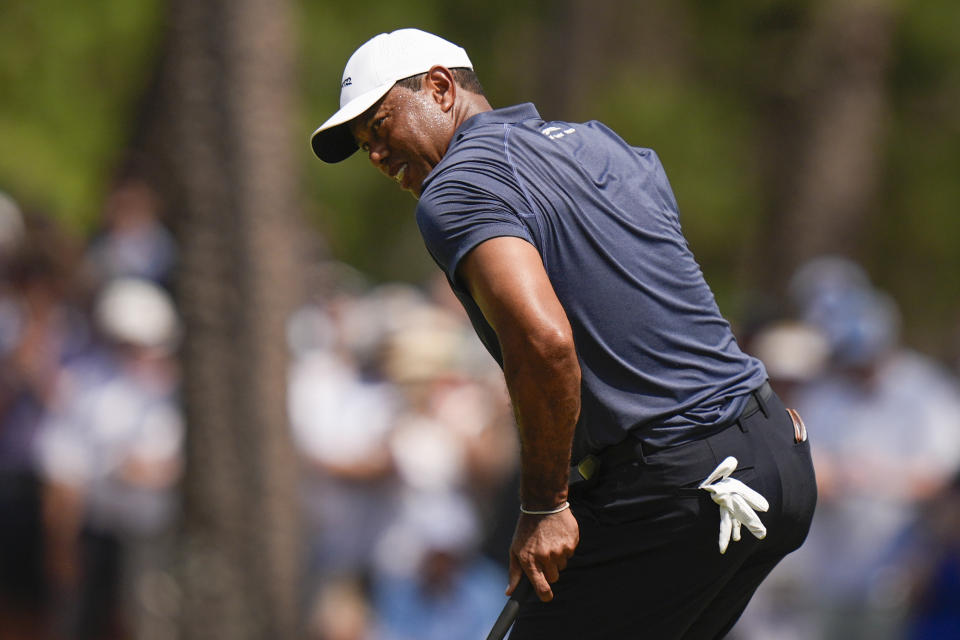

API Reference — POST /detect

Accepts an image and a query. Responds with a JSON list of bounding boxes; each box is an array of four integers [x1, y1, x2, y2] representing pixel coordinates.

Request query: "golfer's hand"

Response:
[[507, 508, 579, 602]]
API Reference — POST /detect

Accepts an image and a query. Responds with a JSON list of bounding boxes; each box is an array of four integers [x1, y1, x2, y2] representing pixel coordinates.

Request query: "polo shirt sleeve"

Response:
[[416, 167, 536, 285]]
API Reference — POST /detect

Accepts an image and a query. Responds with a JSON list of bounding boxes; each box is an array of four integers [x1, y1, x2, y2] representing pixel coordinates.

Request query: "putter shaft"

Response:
[[485, 578, 533, 640]]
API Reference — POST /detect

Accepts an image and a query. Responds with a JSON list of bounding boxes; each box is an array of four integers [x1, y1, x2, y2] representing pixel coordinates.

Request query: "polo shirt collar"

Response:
[[452, 103, 541, 143], [421, 103, 541, 193]]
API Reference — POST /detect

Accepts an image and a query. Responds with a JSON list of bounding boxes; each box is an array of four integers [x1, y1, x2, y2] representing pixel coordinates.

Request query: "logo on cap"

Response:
[[341, 77, 352, 88]]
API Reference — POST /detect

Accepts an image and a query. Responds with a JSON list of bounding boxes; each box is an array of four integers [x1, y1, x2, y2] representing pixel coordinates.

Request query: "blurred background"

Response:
[[1, 0, 959, 639]]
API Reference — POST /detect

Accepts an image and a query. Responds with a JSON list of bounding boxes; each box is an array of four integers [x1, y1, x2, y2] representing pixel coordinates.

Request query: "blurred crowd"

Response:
[[286, 267, 519, 640], [733, 257, 960, 640], [0, 183, 519, 640], [3, 180, 960, 640], [0, 182, 182, 640]]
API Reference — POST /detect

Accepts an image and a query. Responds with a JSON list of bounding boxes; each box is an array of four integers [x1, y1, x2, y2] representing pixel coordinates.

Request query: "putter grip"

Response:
[[485, 578, 533, 640]]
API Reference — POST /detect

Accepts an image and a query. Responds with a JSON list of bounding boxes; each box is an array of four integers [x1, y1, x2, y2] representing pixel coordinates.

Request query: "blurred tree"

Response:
[[749, 0, 899, 289], [1, 0, 958, 356], [155, 0, 304, 637]]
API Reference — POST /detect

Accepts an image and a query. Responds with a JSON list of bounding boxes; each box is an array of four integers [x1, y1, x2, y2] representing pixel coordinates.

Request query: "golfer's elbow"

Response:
[[505, 323, 580, 381]]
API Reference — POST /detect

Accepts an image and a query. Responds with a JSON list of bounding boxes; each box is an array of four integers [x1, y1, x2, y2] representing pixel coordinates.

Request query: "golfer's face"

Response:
[[350, 85, 446, 198]]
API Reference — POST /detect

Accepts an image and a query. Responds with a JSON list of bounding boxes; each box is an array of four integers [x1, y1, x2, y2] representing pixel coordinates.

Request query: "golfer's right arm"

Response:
[[459, 236, 582, 603]]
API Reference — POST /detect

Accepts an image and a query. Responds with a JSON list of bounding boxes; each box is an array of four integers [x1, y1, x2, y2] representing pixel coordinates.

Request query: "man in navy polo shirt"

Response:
[[311, 28, 817, 639]]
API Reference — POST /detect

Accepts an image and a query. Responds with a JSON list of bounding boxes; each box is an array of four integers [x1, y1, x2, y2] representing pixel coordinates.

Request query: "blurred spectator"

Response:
[[37, 277, 183, 640], [380, 297, 514, 498], [734, 256, 960, 640], [288, 284, 406, 639], [371, 288, 512, 639], [289, 321, 401, 573], [899, 471, 960, 639], [306, 576, 373, 640], [748, 320, 830, 406], [0, 213, 90, 469], [289, 274, 516, 638], [85, 178, 176, 288], [370, 493, 505, 640], [0, 208, 89, 640]]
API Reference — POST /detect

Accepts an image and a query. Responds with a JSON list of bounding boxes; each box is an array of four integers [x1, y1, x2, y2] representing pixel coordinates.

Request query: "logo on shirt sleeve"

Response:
[[541, 126, 576, 140]]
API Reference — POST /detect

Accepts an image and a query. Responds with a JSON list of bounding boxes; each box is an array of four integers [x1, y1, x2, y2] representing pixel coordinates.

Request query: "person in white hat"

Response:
[[311, 29, 817, 639], [311, 28, 488, 194]]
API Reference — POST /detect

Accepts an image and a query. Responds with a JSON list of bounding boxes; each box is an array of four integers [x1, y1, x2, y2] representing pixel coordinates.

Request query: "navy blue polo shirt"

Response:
[[416, 103, 766, 459]]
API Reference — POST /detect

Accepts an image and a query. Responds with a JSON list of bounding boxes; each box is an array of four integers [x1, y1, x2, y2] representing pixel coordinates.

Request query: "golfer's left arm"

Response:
[[459, 236, 582, 603]]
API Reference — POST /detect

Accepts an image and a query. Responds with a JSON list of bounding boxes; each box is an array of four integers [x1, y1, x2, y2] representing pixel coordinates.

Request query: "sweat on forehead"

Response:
[[349, 83, 420, 140], [357, 92, 390, 125]]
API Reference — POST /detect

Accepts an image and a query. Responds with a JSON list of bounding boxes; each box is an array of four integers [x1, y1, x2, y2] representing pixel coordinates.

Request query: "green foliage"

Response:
[[0, 0, 163, 229], [298, 0, 450, 282], [1, 0, 959, 350], [874, 0, 960, 350]]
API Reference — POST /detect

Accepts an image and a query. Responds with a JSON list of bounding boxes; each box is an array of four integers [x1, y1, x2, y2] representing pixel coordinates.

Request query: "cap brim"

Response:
[[310, 82, 395, 163]]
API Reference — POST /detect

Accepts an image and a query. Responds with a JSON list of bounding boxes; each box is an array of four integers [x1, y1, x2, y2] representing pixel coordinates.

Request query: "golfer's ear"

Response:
[[426, 65, 456, 113]]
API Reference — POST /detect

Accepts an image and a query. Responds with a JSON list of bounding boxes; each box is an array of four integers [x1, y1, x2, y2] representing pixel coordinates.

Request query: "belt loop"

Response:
[[756, 386, 769, 419]]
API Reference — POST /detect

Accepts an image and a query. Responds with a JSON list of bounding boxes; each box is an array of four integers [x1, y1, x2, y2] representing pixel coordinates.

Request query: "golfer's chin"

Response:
[[393, 182, 420, 200], [399, 171, 423, 199]]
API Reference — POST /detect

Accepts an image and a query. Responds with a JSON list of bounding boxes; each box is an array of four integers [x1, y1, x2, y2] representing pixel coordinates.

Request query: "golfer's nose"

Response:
[[368, 142, 388, 168]]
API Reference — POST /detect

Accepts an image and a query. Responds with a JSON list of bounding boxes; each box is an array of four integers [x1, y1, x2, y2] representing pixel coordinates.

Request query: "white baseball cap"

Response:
[[310, 28, 473, 163]]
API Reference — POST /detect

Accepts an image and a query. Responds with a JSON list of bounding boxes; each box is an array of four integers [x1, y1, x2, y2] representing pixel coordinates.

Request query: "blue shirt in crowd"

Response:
[[416, 103, 766, 458]]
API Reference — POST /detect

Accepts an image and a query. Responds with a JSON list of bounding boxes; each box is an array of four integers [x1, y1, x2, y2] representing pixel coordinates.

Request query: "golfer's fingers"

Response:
[[542, 560, 560, 585], [522, 560, 553, 602], [554, 552, 568, 574], [506, 555, 522, 596]]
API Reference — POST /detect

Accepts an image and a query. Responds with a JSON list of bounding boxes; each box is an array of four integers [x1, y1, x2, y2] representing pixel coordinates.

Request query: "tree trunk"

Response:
[[159, 0, 303, 637], [751, 1, 897, 290]]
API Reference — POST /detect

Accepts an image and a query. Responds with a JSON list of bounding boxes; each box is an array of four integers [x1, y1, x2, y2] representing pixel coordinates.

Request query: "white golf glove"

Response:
[[699, 456, 769, 554]]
